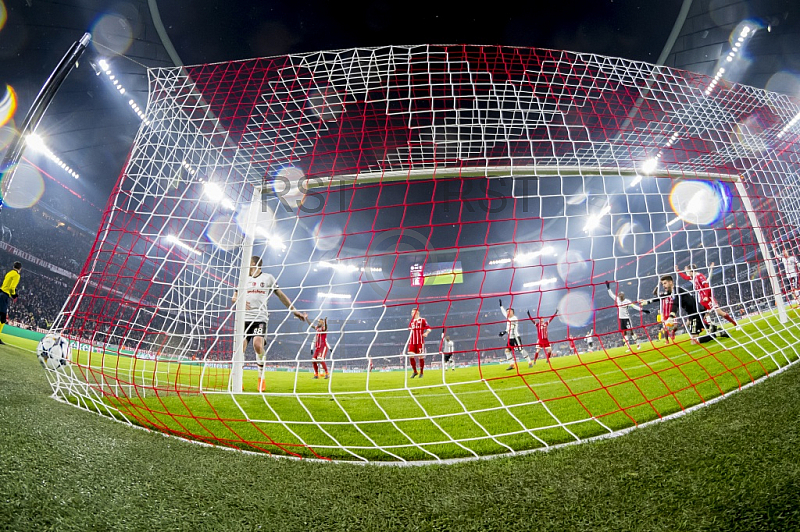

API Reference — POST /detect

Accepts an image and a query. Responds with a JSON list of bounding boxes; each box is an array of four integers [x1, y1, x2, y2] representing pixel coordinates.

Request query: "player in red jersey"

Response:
[[679, 263, 737, 329], [406, 308, 432, 378], [312, 317, 331, 379], [527, 310, 558, 365], [642, 282, 677, 344]]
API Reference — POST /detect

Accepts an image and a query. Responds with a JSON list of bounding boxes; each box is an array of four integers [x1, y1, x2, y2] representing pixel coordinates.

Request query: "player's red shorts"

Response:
[[538, 340, 551, 349], [699, 295, 719, 311], [313, 346, 327, 359], [408, 343, 424, 355]]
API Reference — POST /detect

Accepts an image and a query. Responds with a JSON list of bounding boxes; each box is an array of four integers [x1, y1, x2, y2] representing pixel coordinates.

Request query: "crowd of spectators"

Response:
[[0, 208, 94, 331], [7, 270, 72, 330], [0, 204, 782, 365], [1, 208, 93, 274]]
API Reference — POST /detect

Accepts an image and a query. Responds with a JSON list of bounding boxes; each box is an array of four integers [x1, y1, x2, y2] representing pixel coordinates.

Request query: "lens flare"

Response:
[[0, 85, 17, 127], [91, 13, 134, 55], [733, 116, 768, 153], [0, 2, 6, 33], [236, 202, 279, 244], [557, 291, 594, 327], [271, 166, 306, 208], [615, 220, 640, 252], [206, 213, 244, 251], [669, 180, 725, 226], [306, 87, 344, 122], [313, 220, 343, 251], [0, 120, 17, 152], [0, 164, 44, 208], [557, 249, 590, 284], [566, 190, 588, 205], [766, 71, 800, 96]]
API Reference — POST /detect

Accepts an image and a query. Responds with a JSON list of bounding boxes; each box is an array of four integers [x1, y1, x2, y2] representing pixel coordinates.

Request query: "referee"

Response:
[[0, 261, 22, 344]]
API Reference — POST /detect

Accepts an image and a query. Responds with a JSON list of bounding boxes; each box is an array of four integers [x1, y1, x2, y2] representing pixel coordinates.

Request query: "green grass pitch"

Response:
[[2, 318, 800, 530], [41, 309, 800, 462]]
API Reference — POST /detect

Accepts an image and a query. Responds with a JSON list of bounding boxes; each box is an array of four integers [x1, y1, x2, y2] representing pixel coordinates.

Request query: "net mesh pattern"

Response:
[[45, 45, 800, 463]]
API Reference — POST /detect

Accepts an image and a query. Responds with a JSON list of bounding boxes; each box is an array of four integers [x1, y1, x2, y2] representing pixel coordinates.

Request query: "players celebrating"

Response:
[[585, 330, 594, 352], [679, 263, 737, 330], [312, 317, 331, 379], [606, 280, 650, 352], [499, 299, 534, 370], [407, 308, 431, 378], [527, 310, 558, 364], [232, 256, 307, 392]]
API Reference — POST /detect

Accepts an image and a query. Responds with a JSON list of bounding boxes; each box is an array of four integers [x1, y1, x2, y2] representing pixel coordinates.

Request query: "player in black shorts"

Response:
[[645, 274, 712, 344], [441, 334, 455, 371], [244, 321, 267, 345]]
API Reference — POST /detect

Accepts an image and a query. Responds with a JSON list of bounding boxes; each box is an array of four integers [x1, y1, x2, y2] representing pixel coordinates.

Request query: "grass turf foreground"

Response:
[[1, 344, 799, 531], [61, 312, 790, 462]]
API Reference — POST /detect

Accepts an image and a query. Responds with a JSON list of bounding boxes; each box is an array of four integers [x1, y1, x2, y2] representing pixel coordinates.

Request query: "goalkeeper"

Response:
[[640, 274, 712, 344], [641, 279, 677, 345], [0, 261, 22, 344]]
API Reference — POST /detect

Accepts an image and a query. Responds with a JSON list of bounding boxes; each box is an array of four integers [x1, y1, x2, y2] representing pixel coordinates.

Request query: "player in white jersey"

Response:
[[605, 280, 650, 352], [585, 331, 594, 352], [441, 333, 456, 371], [232, 256, 308, 392], [778, 248, 799, 304], [499, 299, 533, 370]]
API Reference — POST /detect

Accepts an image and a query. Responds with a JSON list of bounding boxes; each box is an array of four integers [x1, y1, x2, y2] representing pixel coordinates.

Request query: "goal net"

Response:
[[47, 44, 800, 463]]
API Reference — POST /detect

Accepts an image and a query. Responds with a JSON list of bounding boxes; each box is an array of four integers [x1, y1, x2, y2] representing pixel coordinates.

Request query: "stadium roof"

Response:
[[0, 0, 798, 231]]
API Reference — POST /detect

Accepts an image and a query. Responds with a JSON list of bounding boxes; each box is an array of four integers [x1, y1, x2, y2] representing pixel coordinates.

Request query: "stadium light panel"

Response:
[[25, 133, 79, 178], [100, 58, 148, 124], [514, 246, 555, 263], [319, 260, 359, 273], [667, 216, 683, 227], [705, 24, 754, 96], [165, 235, 201, 255], [523, 277, 557, 288], [583, 205, 611, 233], [254, 227, 285, 250], [318, 292, 351, 299], [202, 182, 235, 209], [640, 158, 658, 175], [778, 111, 800, 139]]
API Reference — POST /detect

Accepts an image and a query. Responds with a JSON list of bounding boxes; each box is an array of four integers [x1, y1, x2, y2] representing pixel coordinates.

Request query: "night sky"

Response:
[[158, 1, 678, 65]]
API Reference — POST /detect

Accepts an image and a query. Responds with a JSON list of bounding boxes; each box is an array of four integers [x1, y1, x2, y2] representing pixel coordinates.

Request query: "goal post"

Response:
[[734, 180, 788, 323], [228, 186, 262, 392], [43, 44, 800, 463]]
